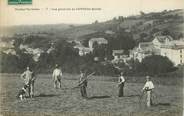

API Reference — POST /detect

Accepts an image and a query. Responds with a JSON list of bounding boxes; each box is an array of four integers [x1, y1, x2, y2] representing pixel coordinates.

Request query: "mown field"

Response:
[[0, 73, 183, 116]]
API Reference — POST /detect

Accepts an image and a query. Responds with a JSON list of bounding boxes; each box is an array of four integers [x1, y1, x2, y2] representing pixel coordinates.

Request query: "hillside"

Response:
[[0, 24, 78, 37], [58, 9, 184, 41], [1, 9, 184, 49]]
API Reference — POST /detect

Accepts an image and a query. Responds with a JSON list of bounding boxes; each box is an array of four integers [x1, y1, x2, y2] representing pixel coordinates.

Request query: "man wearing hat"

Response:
[[142, 76, 154, 107], [52, 64, 62, 89]]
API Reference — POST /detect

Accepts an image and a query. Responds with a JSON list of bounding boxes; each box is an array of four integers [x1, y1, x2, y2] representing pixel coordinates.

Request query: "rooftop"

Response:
[[89, 38, 108, 43], [161, 44, 184, 50], [154, 35, 173, 43], [139, 42, 153, 48], [74, 44, 91, 51], [160, 40, 184, 49], [112, 50, 124, 54]]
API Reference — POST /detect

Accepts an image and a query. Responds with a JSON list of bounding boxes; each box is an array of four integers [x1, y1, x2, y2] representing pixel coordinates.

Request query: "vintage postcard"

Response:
[[0, 0, 184, 116]]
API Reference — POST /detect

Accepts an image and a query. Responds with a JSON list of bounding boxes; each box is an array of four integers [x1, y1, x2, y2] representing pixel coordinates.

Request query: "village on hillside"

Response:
[[74, 35, 184, 66], [0, 32, 184, 76]]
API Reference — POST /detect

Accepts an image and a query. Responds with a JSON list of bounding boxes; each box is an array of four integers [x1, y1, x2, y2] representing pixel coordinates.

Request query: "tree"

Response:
[[92, 41, 99, 48], [178, 33, 183, 39], [162, 29, 171, 36], [0, 53, 19, 73], [113, 17, 117, 21], [92, 44, 107, 61], [0, 49, 36, 73], [37, 40, 81, 73], [140, 33, 148, 38], [140, 11, 145, 16], [141, 55, 175, 75], [17, 50, 36, 70], [110, 32, 136, 50], [94, 20, 99, 24], [118, 16, 124, 22], [150, 28, 160, 35]]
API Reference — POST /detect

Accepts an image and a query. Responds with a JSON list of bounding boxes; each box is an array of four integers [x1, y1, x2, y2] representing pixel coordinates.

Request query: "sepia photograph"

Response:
[[0, 0, 184, 115]]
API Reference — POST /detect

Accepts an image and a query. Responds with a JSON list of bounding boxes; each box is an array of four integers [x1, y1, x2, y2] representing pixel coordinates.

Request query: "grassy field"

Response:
[[0, 73, 183, 116]]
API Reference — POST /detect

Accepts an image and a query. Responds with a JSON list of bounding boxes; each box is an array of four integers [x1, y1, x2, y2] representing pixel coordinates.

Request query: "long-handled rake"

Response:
[[138, 91, 146, 108], [138, 90, 159, 108], [151, 90, 159, 105]]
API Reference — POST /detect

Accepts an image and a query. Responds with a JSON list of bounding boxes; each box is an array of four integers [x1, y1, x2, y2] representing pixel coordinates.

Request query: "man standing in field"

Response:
[[79, 70, 88, 98], [52, 64, 62, 89], [21, 66, 36, 98], [118, 72, 125, 97], [142, 76, 154, 107]]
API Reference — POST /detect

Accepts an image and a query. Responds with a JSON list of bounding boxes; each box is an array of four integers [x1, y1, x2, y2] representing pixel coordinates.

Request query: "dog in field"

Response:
[[17, 84, 29, 100]]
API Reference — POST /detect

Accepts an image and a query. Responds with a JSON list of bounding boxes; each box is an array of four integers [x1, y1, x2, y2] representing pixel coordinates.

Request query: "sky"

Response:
[[0, 0, 184, 26]]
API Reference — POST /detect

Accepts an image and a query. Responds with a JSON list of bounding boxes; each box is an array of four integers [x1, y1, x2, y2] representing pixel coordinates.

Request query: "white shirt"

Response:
[[119, 76, 125, 83], [143, 81, 154, 90], [52, 68, 62, 77], [21, 70, 33, 85]]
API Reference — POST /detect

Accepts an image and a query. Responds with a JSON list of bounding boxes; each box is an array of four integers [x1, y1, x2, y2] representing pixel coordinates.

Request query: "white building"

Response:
[[88, 38, 108, 50], [130, 42, 160, 62], [0, 41, 14, 50], [3, 49, 16, 55], [130, 36, 184, 66], [105, 30, 115, 35], [19, 44, 44, 61], [160, 40, 184, 66], [112, 50, 125, 60], [74, 44, 91, 56], [0, 40, 15, 55], [112, 50, 131, 63]]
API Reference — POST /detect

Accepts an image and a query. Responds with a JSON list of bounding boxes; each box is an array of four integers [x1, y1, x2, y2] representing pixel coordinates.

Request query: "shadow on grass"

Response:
[[35, 93, 59, 98], [153, 103, 171, 106], [87, 95, 111, 100], [124, 94, 140, 97]]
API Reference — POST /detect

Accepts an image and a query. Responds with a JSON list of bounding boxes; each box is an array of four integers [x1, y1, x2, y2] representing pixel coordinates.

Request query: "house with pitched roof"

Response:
[[88, 38, 108, 50], [129, 36, 183, 65], [152, 35, 173, 48]]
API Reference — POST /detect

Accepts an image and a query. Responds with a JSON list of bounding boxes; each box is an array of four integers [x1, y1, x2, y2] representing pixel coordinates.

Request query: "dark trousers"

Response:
[[80, 86, 87, 98], [54, 76, 61, 89], [28, 81, 34, 97], [118, 83, 124, 97]]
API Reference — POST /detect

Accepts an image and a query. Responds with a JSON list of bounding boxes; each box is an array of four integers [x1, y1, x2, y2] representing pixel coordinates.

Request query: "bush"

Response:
[[0, 51, 35, 73], [87, 63, 118, 76], [0, 53, 19, 73], [140, 55, 175, 76]]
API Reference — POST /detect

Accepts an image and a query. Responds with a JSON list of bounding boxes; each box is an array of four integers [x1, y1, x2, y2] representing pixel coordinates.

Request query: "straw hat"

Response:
[[146, 75, 150, 79]]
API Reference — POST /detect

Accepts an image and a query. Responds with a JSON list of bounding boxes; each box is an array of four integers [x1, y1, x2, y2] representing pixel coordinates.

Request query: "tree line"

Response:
[[0, 32, 179, 76]]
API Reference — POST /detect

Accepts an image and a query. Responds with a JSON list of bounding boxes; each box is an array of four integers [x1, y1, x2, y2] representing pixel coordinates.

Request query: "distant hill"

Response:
[[1, 9, 184, 48], [0, 24, 80, 37]]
